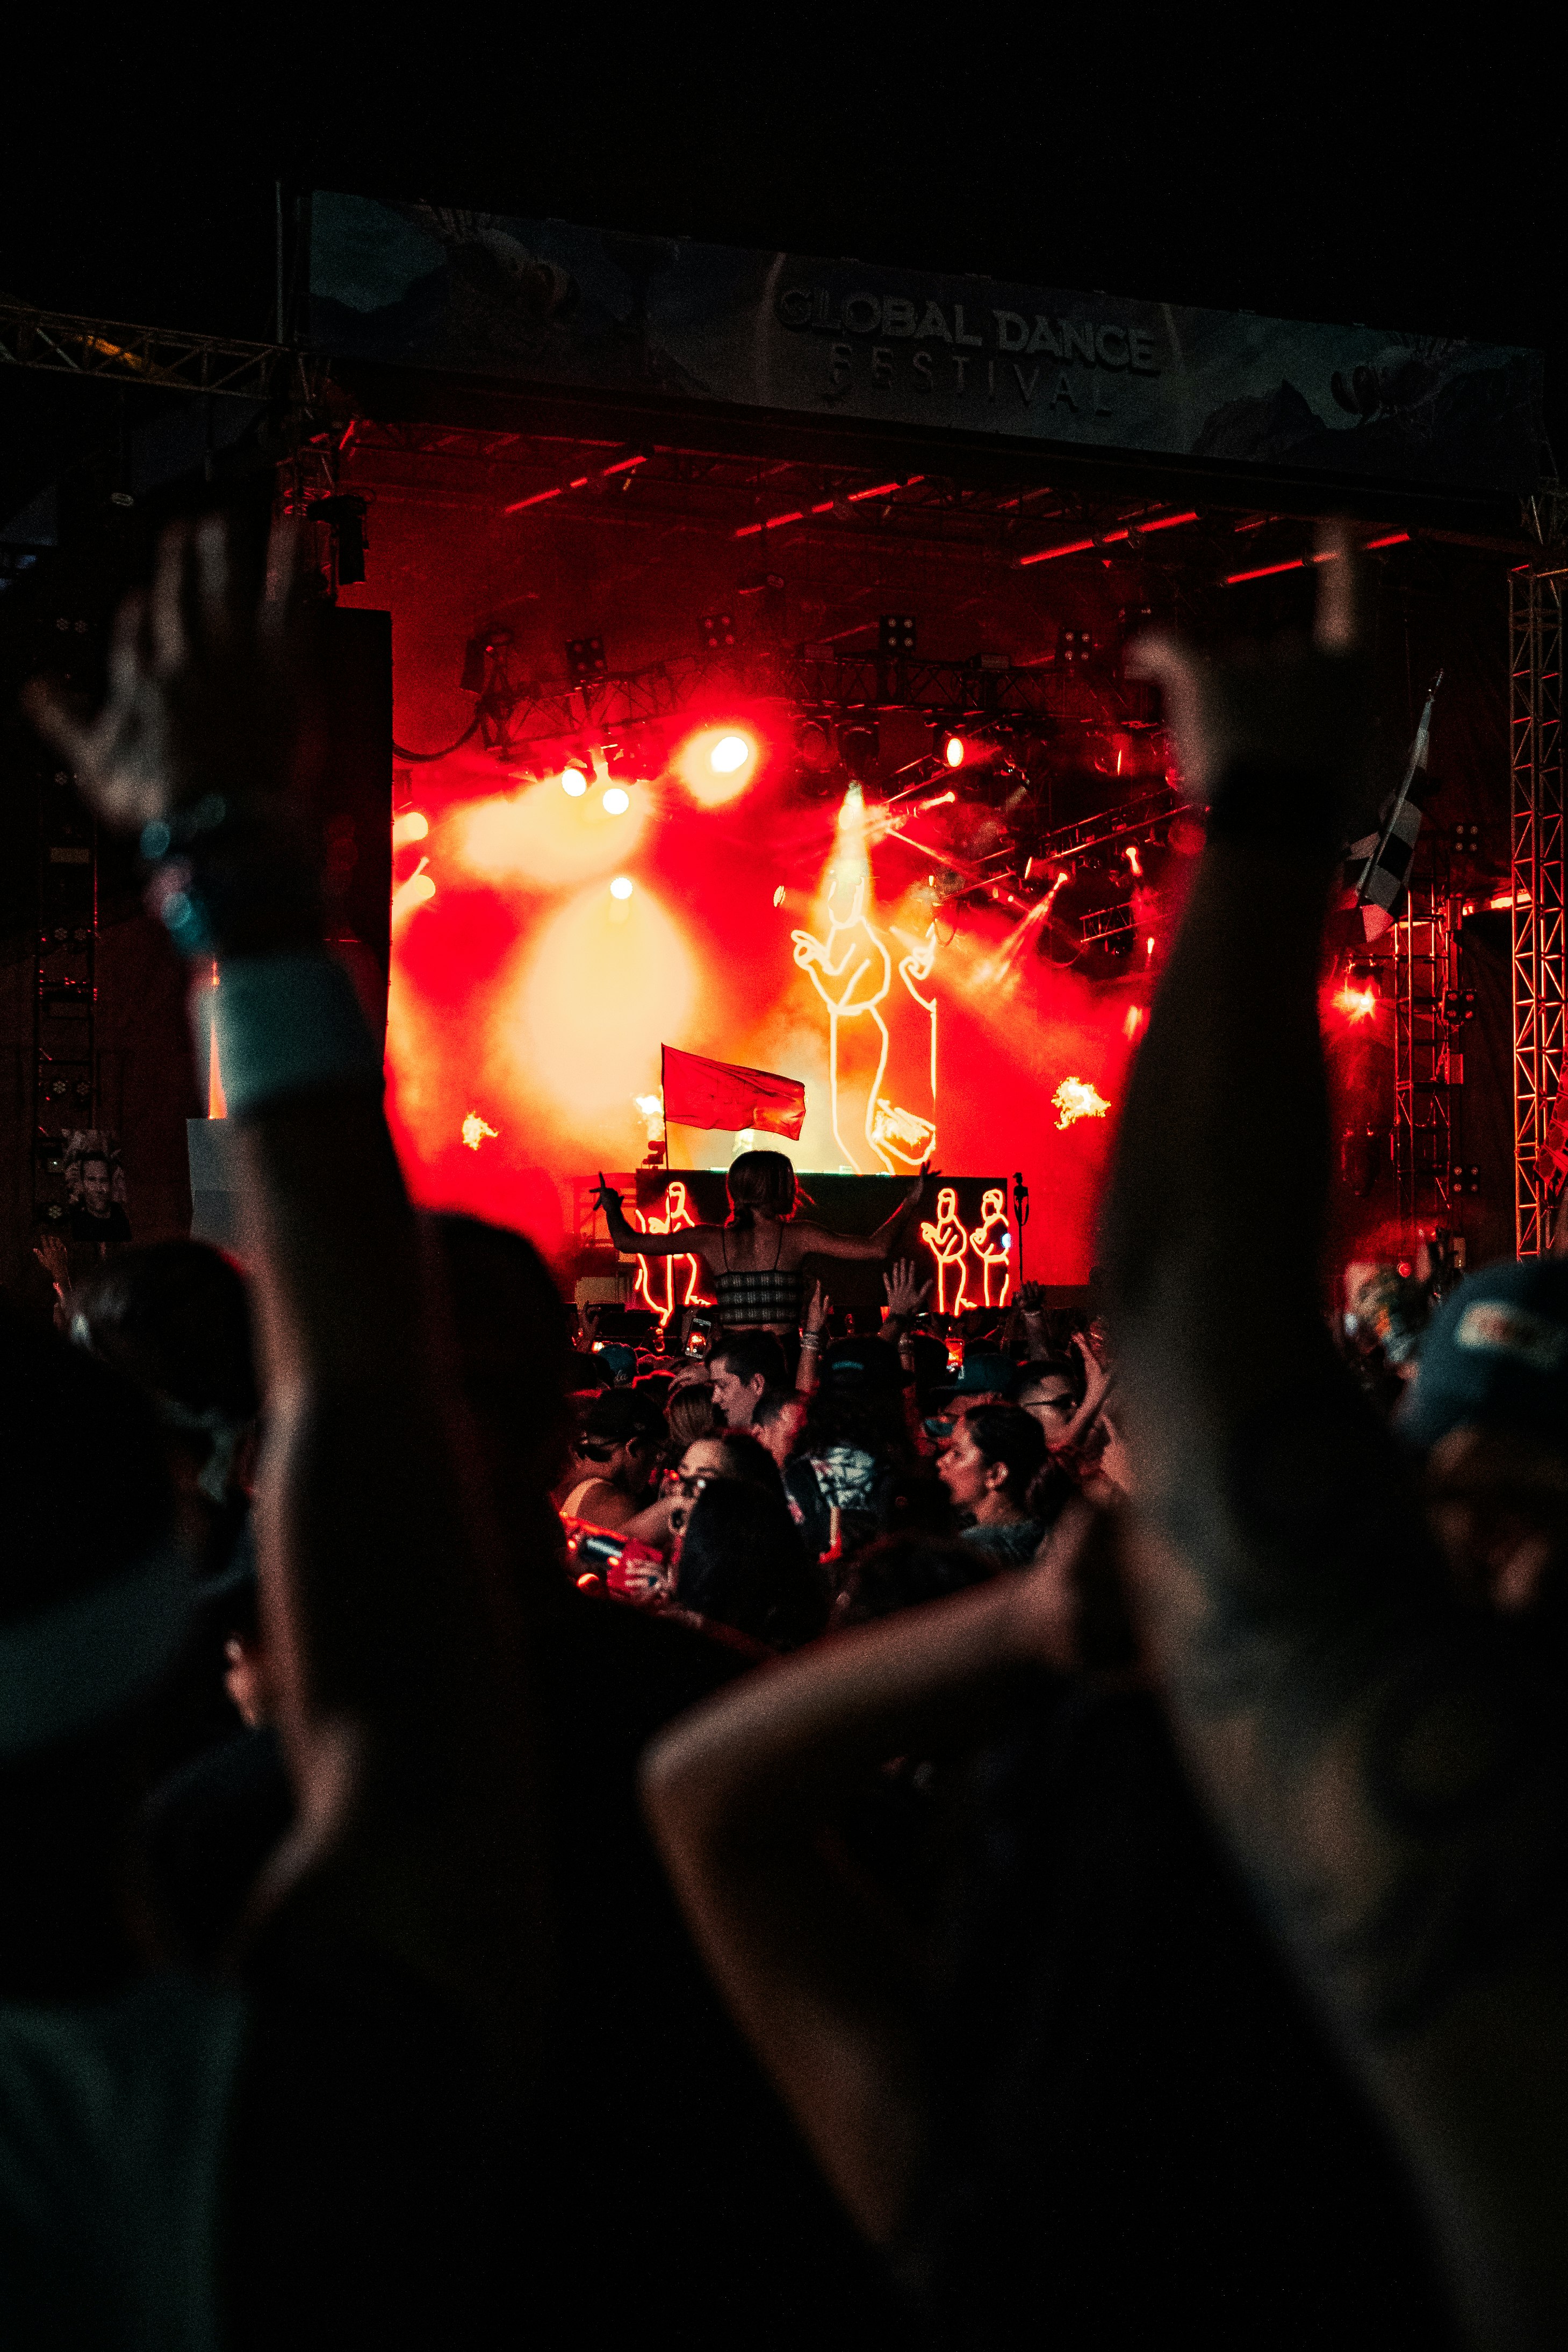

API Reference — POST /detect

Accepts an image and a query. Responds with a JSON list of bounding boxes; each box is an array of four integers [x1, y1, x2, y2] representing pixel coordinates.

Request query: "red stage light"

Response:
[[562, 764, 589, 798], [609, 875, 634, 900], [1334, 982, 1377, 1022], [602, 786, 631, 814], [711, 735, 750, 774], [392, 810, 428, 847], [944, 735, 965, 767]]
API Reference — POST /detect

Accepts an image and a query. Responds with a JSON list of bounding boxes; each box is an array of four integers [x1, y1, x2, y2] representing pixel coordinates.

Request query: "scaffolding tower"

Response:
[[1511, 569, 1566, 1257], [1390, 862, 1457, 1238]]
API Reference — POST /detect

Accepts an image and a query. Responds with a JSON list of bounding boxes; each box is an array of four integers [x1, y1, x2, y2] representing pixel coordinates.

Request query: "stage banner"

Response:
[[308, 192, 1544, 495], [663, 1046, 807, 1140]]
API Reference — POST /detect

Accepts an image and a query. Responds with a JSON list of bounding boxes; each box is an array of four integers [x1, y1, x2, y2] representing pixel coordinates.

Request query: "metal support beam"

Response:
[[0, 298, 307, 401], [1390, 873, 1455, 1240], [1511, 569, 1566, 1256], [481, 644, 1155, 756]]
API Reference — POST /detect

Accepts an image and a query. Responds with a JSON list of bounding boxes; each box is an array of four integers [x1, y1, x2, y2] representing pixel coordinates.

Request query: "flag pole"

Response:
[[659, 1044, 670, 1169], [1354, 670, 1442, 905]]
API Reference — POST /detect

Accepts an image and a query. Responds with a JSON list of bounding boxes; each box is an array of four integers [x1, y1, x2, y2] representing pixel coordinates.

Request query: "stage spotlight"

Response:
[[675, 725, 761, 807], [392, 810, 429, 848], [566, 635, 608, 682], [603, 786, 631, 814], [838, 722, 879, 781], [562, 766, 589, 798], [944, 733, 966, 768], [609, 875, 634, 900], [795, 715, 837, 773]]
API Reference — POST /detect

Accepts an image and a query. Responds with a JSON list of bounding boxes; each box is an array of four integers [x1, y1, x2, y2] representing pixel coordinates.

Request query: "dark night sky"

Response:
[[0, 24, 1558, 517]]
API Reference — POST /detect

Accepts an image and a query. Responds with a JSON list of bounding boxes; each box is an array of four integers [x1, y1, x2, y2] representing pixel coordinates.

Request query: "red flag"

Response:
[[661, 1046, 806, 1139]]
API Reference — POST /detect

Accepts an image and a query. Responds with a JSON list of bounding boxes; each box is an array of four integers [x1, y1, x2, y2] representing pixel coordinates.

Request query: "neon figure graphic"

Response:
[[792, 875, 893, 1174], [793, 880, 943, 1174], [869, 922, 939, 1170], [967, 1185, 1013, 1308], [920, 1185, 973, 1317], [629, 1181, 715, 1328]]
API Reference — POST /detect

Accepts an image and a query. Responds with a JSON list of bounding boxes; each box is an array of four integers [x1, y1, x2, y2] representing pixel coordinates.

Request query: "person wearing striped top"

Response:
[[596, 1150, 929, 1343]]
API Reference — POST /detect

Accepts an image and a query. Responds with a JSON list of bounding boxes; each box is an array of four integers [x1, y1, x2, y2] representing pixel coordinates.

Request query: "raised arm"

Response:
[[641, 1566, 1049, 2242], [1106, 531, 1568, 2345], [29, 517, 546, 2035], [595, 1177, 718, 1261]]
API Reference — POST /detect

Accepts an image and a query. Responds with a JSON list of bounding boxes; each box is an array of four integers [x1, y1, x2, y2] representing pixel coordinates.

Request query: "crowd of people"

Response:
[[2, 512, 1564, 2348]]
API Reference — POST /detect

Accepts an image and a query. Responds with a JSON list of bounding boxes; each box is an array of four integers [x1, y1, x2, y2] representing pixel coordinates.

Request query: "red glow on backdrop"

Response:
[[382, 733, 1159, 1281]]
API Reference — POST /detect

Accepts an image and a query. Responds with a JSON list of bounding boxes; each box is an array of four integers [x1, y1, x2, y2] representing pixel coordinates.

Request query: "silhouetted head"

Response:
[[725, 1150, 797, 1231]]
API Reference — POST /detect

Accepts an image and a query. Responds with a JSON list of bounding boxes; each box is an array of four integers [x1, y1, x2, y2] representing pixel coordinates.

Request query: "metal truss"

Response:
[[1027, 779, 1185, 870], [481, 643, 1155, 757], [338, 415, 1224, 564], [0, 298, 312, 402], [1512, 569, 1566, 1256], [1390, 871, 1456, 1238]]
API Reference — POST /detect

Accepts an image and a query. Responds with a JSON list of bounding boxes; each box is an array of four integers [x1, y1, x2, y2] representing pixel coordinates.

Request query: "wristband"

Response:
[[206, 953, 383, 1120]]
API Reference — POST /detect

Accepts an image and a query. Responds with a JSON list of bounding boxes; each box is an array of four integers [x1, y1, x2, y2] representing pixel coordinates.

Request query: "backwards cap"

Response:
[[1397, 1256, 1568, 1454]]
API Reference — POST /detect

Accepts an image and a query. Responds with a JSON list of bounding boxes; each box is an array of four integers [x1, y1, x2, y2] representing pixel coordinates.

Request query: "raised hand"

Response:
[[804, 1279, 831, 1336], [32, 1232, 70, 1293], [882, 1258, 932, 1323], [594, 1171, 624, 1215], [1129, 519, 1372, 832], [25, 513, 302, 835]]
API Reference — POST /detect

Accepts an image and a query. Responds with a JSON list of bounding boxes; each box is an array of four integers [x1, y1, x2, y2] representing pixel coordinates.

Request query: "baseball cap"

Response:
[[1397, 1257, 1568, 1453], [817, 1336, 905, 1394]]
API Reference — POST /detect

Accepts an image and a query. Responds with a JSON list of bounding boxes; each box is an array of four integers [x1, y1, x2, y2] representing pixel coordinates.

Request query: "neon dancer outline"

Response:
[[920, 1184, 972, 1317], [630, 1181, 715, 1328], [967, 1185, 1013, 1308]]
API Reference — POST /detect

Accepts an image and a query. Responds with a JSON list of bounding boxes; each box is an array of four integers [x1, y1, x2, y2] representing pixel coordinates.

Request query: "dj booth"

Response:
[[573, 1170, 1013, 1332]]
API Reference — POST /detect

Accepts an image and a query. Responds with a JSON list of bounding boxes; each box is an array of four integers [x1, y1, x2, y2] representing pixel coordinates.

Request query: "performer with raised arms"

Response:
[[594, 1149, 929, 1341]]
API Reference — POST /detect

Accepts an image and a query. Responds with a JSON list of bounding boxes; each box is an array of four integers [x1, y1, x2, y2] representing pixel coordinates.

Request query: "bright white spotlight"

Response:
[[562, 768, 588, 798], [602, 786, 630, 814], [609, 875, 634, 900], [710, 734, 750, 774], [944, 733, 965, 768]]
